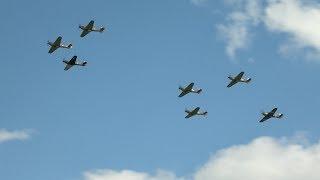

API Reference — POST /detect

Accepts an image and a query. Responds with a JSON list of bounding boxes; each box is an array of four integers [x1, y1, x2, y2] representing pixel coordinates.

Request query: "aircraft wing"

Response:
[[193, 107, 200, 114], [227, 79, 238, 88], [237, 71, 244, 78], [80, 30, 90, 37], [64, 64, 73, 71], [69, 56, 77, 64], [85, 20, 94, 30], [48, 45, 59, 53], [179, 91, 188, 97], [271, 108, 278, 114], [53, 36, 62, 46], [186, 83, 194, 90], [48, 36, 62, 53], [185, 113, 194, 119], [259, 116, 270, 123]]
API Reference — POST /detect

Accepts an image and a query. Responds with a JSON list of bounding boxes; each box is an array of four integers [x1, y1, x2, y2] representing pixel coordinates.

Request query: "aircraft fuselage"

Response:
[[79, 25, 100, 32]]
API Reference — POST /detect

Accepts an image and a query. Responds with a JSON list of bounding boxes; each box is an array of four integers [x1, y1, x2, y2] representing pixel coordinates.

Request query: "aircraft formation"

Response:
[[47, 20, 105, 71], [47, 20, 283, 123], [179, 71, 284, 123]]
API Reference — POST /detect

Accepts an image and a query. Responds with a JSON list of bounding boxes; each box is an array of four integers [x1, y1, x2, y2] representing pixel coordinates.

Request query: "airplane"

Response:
[[185, 107, 207, 119], [79, 20, 105, 37], [178, 83, 202, 97], [47, 36, 72, 54], [260, 108, 284, 123], [227, 71, 251, 88], [63, 56, 87, 71]]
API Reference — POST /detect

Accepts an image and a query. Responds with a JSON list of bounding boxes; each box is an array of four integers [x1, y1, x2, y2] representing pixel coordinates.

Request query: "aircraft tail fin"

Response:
[[198, 111, 208, 117], [276, 114, 283, 118], [81, 61, 87, 66], [99, 27, 105, 32], [241, 78, 251, 83]]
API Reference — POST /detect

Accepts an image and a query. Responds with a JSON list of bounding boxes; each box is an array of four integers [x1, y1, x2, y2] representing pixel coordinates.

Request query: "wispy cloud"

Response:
[[264, 0, 320, 59], [216, 0, 320, 60], [217, 0, 262, 58], [190, 0, 207, 6], [0, 129, 33, 143], [84, 169, 184, 180], [83, 136, 320, 180]]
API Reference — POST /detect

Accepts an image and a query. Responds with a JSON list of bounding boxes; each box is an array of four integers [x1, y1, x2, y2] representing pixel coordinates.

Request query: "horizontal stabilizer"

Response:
[[276, 114, 283, 118], [100, 27, 105, 32]]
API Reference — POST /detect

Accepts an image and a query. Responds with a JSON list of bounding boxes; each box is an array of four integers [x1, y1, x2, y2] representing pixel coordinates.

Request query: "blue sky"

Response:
[[1, 0, 320, 180]]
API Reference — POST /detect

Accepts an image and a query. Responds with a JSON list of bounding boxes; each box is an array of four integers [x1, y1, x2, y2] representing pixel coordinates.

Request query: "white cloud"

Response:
[[217, 0, 262, 58], [218, 0, 320, 59], [217, 16, 250, 59], [190, 0, 207, 6], [194, 136, 320, 180], [0, 129, 33, 143], [264, 0, 320, 58], [83, 136, 320, 180], [84, 169, 184, 180]]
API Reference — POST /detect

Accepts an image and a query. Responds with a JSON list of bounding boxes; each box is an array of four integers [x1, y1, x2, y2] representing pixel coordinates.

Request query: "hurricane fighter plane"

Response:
[[227, 71, 251, 88], [63, 56, 87, 71], [47, 36, 72, 54], [260, 108, 283, 123], [185, 107, 207, 119], [178, 83, 202, 97], [79, 20, 105, 37]]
